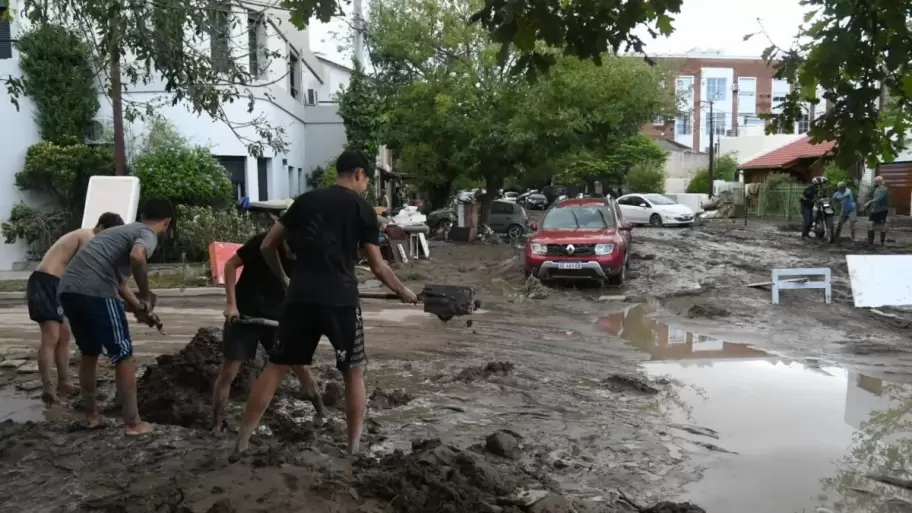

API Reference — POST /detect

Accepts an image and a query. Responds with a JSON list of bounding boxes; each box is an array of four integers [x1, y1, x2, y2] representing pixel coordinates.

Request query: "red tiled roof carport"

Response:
[[738, 136, 837, 170]]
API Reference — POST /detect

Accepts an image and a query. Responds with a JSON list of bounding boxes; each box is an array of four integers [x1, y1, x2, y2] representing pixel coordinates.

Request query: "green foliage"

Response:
[[141, 117, 189, 154], [685, 169, 711, 194], [174, 205, 256, 261], [756, 173, 800, 217], [319, 163, 338, 187], [282, 0, 682, 76], [337, 62, 382, 162], [0, 204, 71, 259], [133, 146, 233, 208], [555, 135, 669, 186], [755, 0, 909, 169], [14, 24, 98, 143], [16, 141, 116, 215], [822, 163, 854, 195], [625, 162, 666, 194]]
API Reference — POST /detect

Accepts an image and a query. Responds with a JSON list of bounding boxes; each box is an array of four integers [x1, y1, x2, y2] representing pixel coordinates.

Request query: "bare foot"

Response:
[[41, 391, 61, 406], [313, 413, 326, 426], [57, 383, 78, 397], [85, 413, 106, 429], [210, 419, 228, 435], [124, 421, 153, 436]]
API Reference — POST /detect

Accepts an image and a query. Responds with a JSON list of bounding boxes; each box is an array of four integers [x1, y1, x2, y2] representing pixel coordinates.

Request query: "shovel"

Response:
[[360, 284, 481, 322]]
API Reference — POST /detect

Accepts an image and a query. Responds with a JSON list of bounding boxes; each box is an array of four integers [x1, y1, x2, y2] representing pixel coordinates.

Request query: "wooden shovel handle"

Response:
[[358, 290, 400, 300]]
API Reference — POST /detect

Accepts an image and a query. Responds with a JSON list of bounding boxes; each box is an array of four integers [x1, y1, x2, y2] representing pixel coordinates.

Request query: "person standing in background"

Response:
[[864, 176, 890, 245], [832, 181, 857, 242]]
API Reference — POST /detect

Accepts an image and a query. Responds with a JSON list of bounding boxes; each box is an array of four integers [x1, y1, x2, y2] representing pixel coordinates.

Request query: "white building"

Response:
[[0, 1, 353, 269]]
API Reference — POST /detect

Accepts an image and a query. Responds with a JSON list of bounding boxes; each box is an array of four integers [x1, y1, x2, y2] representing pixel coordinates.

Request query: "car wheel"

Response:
[[608, 255, 628, 287], [649, 214, 663, 227], [506, 224, 524, 239]]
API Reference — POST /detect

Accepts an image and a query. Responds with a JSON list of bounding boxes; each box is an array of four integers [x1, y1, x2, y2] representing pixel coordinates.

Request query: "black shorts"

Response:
[[870, 210, 888, 224], [59, 293, 133, 364], [271, 303, 365, 371], [26, 271, 63, 324], [223, 319, 277, 361]]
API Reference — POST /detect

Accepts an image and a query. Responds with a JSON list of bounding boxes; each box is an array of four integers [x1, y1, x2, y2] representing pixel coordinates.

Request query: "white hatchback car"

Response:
[[617, 193, 695, 227]]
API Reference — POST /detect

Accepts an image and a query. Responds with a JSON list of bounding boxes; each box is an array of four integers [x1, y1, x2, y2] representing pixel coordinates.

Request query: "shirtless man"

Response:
[[27, 212, 124, 405]]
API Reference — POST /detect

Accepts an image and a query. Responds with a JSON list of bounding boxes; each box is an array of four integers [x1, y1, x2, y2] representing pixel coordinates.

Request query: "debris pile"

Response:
[[369, 388, 413, 409], [455, 361, 515, 382]]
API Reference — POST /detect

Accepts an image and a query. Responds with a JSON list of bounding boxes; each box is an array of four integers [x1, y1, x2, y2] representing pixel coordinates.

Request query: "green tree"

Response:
[[553, 134, 670, 187], [282, 0, 682, 75], [626, 161, 666, 194], [752, 2, 912, 170], [336, 61, 383, 163], [685, 152, 739, 193]]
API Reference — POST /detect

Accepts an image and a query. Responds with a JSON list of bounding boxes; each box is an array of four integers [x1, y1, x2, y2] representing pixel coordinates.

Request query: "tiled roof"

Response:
[[738, 136, 836, 170]]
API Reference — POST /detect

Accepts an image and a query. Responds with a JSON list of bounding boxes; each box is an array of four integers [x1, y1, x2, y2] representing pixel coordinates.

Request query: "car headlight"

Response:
[[530, 242, 547, 255], [595, 243, 614, 255]]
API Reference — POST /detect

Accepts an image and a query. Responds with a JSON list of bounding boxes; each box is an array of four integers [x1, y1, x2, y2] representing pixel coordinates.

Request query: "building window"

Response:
[[705, 112, 727, 136], [676, 114, 693, 135], [288, 50, 301, 99], [0, 6, 11, 59], [209, 3, 231, 73], [653, 116, 665, 126], [705, 77, 727, 101], [798, 113, 810, 134], [737, 77, 757, 115], [247, 11, 266, 78]]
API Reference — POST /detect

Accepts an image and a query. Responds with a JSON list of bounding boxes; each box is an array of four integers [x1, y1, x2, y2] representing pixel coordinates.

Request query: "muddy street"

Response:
[[2, 221, 912, 513]]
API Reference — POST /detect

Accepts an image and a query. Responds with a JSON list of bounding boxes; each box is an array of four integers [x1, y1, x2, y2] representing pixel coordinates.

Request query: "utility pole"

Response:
[[707, 101, 715, 198], [352, 0, 364, 64], [110, 19, 126, 176]]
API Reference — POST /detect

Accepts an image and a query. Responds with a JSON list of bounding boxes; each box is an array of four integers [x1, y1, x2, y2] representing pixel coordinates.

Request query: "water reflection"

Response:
[[596, 305, 912, 512], [597, 305, 769, 361]]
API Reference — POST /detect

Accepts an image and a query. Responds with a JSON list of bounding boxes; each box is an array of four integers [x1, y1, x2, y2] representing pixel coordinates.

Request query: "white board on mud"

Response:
[[81, 176, 141, 229], [846, 254, 912, 308]]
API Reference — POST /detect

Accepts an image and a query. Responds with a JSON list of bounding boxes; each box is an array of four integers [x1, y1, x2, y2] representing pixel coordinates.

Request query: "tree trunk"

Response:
[[479, 174, 504, 226], [110, 17, 126, 176]]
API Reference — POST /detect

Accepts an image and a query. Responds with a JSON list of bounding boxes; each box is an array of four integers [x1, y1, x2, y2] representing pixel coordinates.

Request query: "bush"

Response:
[[625, 161, 666, 193], [822, 164, 854, 195], [686, 169, 711, 194], [173, 205, 256, 261], [133, 147, 234, 208], [16, 141, 115, 215], [0, 204, 71, 259], [312, 161, 377, 204]]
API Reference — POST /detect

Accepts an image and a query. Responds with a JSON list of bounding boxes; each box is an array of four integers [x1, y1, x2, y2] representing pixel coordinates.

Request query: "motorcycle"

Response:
[[812, 195, 836, 243]]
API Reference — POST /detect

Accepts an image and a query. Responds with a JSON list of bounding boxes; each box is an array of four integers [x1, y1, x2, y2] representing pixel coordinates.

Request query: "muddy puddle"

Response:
[[601, 305, 912, 513]]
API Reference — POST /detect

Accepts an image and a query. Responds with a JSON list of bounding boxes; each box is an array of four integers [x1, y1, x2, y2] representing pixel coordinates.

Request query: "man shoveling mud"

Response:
[[211, 232, 326, 432], [236, 150, 417, 455], [832, 181, 857, 242], [27, 212, 124, 405], [58, 199, 174, 436]]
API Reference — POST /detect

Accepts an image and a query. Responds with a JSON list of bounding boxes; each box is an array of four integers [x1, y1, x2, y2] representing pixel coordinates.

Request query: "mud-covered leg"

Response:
[[236, 363, 288, 453], [116, 356, 152, 436], [79, 355, 105, 428], [211, 360, 242, 432], [291, 365, 326, 423], [343, 365, 367, 455], [55, 319, 75, 397], [38, 321, 61, 405]]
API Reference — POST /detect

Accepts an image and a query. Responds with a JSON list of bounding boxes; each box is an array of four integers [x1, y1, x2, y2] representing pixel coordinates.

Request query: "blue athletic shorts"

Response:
[[59, 292, 134, 364]]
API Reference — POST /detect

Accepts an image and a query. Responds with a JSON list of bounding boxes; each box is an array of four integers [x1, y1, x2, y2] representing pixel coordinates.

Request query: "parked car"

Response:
[[428, 199, 532, 238], [542, 185, 569, 204], [501, 191, 520, 202], [523, 193, 548, 210], [616, 193, 695, 227], [524, 197, 633, 286]]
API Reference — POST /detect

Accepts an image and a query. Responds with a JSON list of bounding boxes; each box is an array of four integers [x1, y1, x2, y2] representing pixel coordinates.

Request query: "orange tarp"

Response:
[[208, 242, 243, 286]]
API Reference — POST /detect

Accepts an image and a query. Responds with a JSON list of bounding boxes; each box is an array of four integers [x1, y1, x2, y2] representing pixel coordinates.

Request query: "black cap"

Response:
[[336, 150, 372, 175]]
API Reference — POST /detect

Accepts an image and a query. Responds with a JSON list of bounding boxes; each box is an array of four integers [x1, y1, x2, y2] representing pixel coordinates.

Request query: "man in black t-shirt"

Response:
[[211, 232, 326, 432], [236, 150, 417, 455]]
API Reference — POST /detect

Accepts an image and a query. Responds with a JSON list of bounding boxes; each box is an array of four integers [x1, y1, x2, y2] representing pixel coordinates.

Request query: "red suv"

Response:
[[524, 198, 633, 286]]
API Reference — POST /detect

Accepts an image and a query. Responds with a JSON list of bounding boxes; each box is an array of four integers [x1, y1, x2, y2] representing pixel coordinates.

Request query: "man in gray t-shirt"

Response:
[[59, 198, 174, 436]]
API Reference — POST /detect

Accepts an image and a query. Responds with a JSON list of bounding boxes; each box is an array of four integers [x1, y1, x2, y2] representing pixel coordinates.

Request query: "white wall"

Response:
[[674, 76, 695, 148], [664, 151, 709, 193]]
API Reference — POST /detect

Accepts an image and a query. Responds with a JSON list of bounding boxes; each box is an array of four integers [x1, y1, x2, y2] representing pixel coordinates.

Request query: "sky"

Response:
[[308, 0, 808, 65]]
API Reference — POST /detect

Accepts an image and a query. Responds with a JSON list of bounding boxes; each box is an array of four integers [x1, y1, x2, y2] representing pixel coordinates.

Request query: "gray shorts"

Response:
[[222, 320, 277, 361]]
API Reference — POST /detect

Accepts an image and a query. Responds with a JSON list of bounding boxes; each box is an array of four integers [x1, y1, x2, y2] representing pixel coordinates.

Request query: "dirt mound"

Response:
[[455, 361, 515, 382], [357, 437, 529, 513], [685, 304, 730, 319], [369, 388, 413, 409], [137, 327, 260, 429], [602, 374, 663, 395]]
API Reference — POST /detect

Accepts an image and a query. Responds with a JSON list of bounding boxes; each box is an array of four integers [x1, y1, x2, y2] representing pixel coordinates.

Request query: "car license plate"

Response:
[[558, 262, 583, 270]]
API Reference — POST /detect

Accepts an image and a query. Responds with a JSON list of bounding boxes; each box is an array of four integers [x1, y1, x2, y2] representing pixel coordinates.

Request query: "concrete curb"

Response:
[[0, 287, 226, 301]]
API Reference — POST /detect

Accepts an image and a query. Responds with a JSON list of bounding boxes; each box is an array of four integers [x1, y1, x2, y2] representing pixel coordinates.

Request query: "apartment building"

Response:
[[642, 50, 827, 152]]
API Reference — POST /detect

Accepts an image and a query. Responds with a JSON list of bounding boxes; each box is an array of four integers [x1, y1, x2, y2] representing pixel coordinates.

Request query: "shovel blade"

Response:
[[421, 284, 477, 320]]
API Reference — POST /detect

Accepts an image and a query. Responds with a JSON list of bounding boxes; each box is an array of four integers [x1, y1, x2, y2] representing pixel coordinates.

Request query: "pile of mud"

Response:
[[455, 361, 515, 382], [137, 327, 261, 429]]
